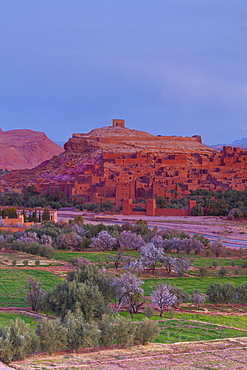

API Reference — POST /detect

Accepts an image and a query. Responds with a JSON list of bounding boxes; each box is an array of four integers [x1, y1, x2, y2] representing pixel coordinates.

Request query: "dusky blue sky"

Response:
[[0, 0, 246, 145]]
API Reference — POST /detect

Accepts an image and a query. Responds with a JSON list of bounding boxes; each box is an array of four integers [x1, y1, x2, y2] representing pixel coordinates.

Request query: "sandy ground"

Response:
[[10, 337, 247, 369]]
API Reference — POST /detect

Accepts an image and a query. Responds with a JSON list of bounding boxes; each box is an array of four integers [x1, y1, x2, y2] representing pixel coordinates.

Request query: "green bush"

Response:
[[143, 306, 154, 318], [0, 318, 38, 364], [206, 282, 235, 303], [134, 318, 160, 345], [236, 282, 247, 303], [199, 267, 208, 277], [218, 266, 227, 277]]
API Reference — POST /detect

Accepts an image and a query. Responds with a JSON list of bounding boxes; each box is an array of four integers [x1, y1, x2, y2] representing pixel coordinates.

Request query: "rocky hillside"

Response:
[[0, 129, 63, 170], [0, 122, 215, 189]]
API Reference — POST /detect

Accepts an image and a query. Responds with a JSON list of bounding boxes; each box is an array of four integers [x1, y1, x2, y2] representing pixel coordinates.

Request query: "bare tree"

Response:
[[210, 240, 226, 258], [57, 231, 82, 250], [151, 283, 177, 317], [90, 230, 117, 250], [163, 237, 183, 253], [26, 277, 43, 312], [123, 258, 143, 273], [111, 272, 145, 317], [181, 238, 203, 254], [191, 289, 206, 309], [150, 235, 164, 248], [119, 231, 146, 251], [173, 257, 193, 276], [140, 242, 164, 274], [110, 252, 124, 270], [162, 255, 176, 274], [19, 232, 39, 243]]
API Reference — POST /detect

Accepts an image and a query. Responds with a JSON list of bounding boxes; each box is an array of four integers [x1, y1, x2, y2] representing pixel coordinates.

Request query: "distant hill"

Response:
[[207, 138, 247, 151], [0, 129, 64, 170]]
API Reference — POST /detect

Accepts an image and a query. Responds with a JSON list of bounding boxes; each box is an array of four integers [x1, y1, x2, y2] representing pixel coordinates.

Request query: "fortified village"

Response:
[[2, 119, 247, 216]]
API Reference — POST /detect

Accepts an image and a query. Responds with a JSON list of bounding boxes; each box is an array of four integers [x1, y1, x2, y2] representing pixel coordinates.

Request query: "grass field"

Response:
[[0, 269, 62, 307], [0, 312, 39, 330], [55, 250, 247, 268], [157, 319, 247, 342], [188, 256, 247, 267], [142, 276, 247, 295], [119, 310, 247, 343], [55, 250, 140, 263]]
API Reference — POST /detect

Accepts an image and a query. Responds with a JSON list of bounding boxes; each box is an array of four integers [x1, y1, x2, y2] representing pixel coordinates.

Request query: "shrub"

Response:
[[169, 285, 188, 306], [35, 260, 40, 266], [206, 282, 235, 303], [218, 266, 227, 276], [199, 267, 208, 277], [206, 283, 224, 303], [63, 311, 99, 351], [143, 306, 154, 318], [114, 315, 136, 346], [134, 318, 160, 345], [234, 268, 240, 275], [36, 318, 67, 355], [0, 318, 38, 364], [12, 259, 17, 266], [235, 282, 247, 303], [210, 240, 226, 258], [212, 261, 218, 268], [23, 260, 28, 266], [98, 315, 116, 347]]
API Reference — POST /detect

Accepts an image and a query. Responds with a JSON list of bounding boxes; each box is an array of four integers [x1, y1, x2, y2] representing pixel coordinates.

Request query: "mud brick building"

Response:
[[3, 119, 247, 215]]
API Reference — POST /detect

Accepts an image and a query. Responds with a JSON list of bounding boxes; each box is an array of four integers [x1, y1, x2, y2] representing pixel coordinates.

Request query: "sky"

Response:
[[0, 0, 246, 145]]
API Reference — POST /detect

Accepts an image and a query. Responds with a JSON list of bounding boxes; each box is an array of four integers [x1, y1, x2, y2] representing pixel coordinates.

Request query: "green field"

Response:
[[120, 311, 247, 342], [0, 312, 39, 330], [0, 269, 62, 307], [55, 250, 140, 263], [143, 276, 247, 295], [189, 256, 247, 267], [157, 319, 247, 343]]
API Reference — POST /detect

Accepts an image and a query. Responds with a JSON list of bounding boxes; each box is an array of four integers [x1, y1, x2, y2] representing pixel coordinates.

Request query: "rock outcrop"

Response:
[[0, 129, 63, 170]]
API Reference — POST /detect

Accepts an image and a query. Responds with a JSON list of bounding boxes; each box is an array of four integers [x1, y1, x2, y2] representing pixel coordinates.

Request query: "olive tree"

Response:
[[36, 318, 67, 355]]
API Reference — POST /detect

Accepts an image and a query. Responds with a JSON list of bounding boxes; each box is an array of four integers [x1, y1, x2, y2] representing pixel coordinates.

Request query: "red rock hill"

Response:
[[2, 120, 247, 205], [0, 129, 63, 170]]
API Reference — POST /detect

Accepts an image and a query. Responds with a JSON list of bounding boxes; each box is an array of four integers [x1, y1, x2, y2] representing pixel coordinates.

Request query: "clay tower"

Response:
[[112, 119, 125, 128]]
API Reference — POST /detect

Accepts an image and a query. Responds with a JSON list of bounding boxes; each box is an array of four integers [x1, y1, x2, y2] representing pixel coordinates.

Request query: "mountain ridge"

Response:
[[0, 128, 63, 170]]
